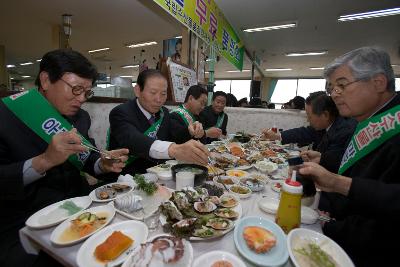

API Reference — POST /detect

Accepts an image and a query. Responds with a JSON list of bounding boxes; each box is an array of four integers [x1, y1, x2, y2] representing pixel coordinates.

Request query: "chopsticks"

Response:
[[80, 142, 121, 162]]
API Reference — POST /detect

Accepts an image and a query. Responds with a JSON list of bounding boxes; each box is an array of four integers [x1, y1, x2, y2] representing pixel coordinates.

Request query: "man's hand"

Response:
[[99, 148, 129, 173], [32, 128, 86, 173], [261, 128, 280, 141], [301, 150, 321, 163], [168, 140, 209, 166], [205, 127, 222, 138], [299, 162, 351, 196], [188, 121, 205, 139]]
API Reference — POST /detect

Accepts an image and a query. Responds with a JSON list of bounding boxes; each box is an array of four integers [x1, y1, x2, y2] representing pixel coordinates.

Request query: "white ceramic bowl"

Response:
[[229, 185, 252, 199], [287, 228, 355, 267], [213, 175, 240, 189]]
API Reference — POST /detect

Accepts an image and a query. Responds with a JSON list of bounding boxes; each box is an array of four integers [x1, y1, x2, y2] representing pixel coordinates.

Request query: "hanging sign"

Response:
[[153, 0, 244, 71]]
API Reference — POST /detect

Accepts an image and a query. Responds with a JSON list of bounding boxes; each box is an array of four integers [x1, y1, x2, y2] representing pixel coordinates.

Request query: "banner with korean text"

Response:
[[153, 0, 244, 70]]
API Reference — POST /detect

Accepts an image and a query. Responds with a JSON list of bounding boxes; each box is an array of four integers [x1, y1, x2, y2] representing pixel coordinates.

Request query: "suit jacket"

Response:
[[322, 94, 400, 267], [108, 99, 182, 174], [281, 126, 325, 150], [169, 111, 195, 144], [199, 105, 228, 143], [0, 100, 101, 263]]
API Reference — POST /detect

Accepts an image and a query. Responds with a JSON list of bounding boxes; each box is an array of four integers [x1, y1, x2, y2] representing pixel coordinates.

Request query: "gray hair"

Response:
[[324, 47, 395, 92]]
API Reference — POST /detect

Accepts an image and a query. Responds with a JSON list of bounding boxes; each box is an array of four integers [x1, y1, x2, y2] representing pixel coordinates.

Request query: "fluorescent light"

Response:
[[226, 69, 250, 73], [10, 77, 14, 80], [120, 75, 133, 78], [36, 59, 42, 62], [88, 47, 110, 53], [286, 51, 327, 57], [126, 41, 157, 48], [20, 62, 33, 66], [244, 22, 296, 33], [265, 68, 292, 71], [6, 64, 15, 68], [392, 64, 399, 67], [338, 7, 400, 22], [205, 71, 209, 74], [22, 75, 31, 78], [175, 36, 182, 39], [121, 65, 139, 68], [309, 67, 325, 70]]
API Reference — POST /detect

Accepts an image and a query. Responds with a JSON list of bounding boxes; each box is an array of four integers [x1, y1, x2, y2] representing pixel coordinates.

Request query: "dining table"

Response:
[[19, 171, 322, 267]]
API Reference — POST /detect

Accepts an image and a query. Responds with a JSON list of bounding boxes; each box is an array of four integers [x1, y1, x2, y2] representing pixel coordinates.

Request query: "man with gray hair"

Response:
[[299, 47, 400, 267]]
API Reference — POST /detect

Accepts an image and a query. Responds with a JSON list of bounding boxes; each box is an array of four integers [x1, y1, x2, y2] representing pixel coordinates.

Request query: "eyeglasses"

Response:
[[59, 79, 94, 99], [326, 79, 364, 96]]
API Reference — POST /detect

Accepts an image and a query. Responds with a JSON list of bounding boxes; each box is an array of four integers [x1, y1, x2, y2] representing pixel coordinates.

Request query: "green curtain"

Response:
[[267, 78, 278, 102]]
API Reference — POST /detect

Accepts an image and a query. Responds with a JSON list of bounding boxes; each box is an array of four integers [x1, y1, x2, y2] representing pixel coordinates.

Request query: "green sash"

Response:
[[338, 104, 400, 174], [170, 104, 196, 126], [215, 112, 225, 128], [2, 89, 92, 170], [125, 108, 164, 165]]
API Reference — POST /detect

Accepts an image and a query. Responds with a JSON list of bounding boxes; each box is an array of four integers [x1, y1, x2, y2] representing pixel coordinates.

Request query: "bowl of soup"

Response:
[[171, 164, 208, 187]]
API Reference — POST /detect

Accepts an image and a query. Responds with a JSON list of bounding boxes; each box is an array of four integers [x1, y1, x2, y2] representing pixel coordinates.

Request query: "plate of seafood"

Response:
[[89, 182, 134, 202]]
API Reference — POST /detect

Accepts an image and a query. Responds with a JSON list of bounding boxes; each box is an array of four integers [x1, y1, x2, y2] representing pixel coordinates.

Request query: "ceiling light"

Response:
[[10, 77, 14, 80], [205, 71, 209, 74], [22, 75, 31, 78], [265, 68, 292, 71], [175, 36, 182, 39], [36, 59, 42, 62], [88, 47, 110, 53], [226, 69, 250, 73], [126, 41, 157, 48], [392, 64, 399, 67], [338, 7, 400, 22], [6, 64, 15, 68], [20, 62, 34, 66], [309, 67, 325, 70], [121, 65, 139, 68], [244, 22, 297, 33], [286, 51, 327, 57], [120, 75, 133, 78]]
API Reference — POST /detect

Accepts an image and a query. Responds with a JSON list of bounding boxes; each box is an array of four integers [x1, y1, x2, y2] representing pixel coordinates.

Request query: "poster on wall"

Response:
[[168, 60, 197, 103], [153, 0, 244, 71], [163, 38, 182, 62]]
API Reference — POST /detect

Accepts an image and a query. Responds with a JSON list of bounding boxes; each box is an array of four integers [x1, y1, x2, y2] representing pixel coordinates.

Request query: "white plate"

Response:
[[254, 160, 278, 174], [225, 169, 249, 178], [25, 196, 92, 230], [235, 164, 253, 171], [271, 181, 284, 193], [192, 250, 246, 267], [50, 204, 115, 246], [76, 220, 148, 267], [122, 234, 193, 267], [234, 217, 289, 267], [115, 186, 172, 220], [156, 171, 173, 181], [190, 202, 243, 241], [258, 198, 319, 224], [288, 228, 355, 267], [146, 163, 172, 174], [89, 182, 134, 203]]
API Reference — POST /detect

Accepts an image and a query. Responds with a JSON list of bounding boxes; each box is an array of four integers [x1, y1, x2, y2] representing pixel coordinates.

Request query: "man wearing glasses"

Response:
[[0, 49, 128, 266], [299, 47, 400, 267]]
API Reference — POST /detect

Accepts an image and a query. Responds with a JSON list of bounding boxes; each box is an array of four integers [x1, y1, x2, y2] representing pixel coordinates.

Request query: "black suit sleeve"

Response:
[[221, 114, 228, 135], [280, 126, 318, 145], [169, 112, 192, 144], [109, 105, 156, 160]]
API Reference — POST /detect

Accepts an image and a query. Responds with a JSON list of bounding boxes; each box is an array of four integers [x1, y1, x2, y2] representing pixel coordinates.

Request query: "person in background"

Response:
[[299, 47, 400, 267], [169, 85, 208, 143], [237, 97, 248, 107], [200, 91, 228, 143], [249, 97, 262, 107], [291, 95, 306, 110], [226, 93, 238, 107], [0, 49, 129, 267], [108, 69, 209, 174], [171, 39, 182, 62]]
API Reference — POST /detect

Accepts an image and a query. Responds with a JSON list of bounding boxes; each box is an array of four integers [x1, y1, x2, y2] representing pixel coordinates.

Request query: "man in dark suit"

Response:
[[169, 85, 208, 144], [109, 69, 209, 174], [299, 47, 400, 266], [199, 91, 228, 143], [0, 49, 128, 267]]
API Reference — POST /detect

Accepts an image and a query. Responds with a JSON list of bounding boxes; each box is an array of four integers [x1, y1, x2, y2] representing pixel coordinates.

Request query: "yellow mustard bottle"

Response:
[[275, 171, 303, 234]]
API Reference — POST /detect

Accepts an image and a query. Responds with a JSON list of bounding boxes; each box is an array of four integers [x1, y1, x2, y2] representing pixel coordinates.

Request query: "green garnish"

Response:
[[60, 200, 82, 215], [295, 243, 337, 267], [133, 174, 158, 195]]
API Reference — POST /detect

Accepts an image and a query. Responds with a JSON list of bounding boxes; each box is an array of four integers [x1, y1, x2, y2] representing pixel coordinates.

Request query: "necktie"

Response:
[[148, 115, 156, 125]]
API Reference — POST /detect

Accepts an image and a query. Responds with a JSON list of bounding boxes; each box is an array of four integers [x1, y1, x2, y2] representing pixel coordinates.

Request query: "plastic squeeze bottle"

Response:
[[275, 170, 303, 234]]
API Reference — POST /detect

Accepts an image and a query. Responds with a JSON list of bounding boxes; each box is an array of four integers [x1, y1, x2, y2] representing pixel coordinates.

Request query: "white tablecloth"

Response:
[[20, 177, 322, 267]]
